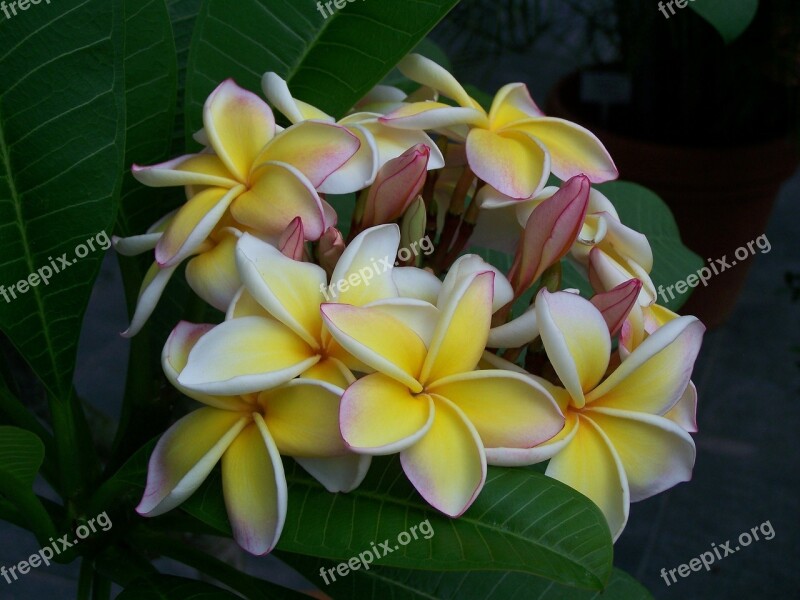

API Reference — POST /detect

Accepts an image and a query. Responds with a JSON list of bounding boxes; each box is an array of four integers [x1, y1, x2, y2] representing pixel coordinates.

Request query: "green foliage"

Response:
[[689, 0, 759, 43]]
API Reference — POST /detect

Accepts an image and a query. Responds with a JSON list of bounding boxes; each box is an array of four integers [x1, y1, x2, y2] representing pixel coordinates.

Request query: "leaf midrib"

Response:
[[0, 110, 61, 396]]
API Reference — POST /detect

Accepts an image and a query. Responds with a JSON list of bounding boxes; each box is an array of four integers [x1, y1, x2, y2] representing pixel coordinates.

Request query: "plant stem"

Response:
[[77, 558, 94, 600]]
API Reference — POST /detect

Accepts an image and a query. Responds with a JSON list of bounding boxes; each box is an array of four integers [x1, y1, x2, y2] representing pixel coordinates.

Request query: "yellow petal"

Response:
[[300, 356, 354, 389], [295, 454, 371, 493], [535, 290, 611, 408], [221, 416, 286, 555], [340, 374, 434, 453], [178, 316, 319, 395], [236, 233, 326, 348], [420, 271, 494, 386], [488, 82, 544, 130], [401, 395, 486, 517], [663, 382, 698, 432], [466, 128, 549, 199], [253, 121, 360, 190], [545, 414, 629, 540], [587, 316, 705, 414], [380, 101, 488, 130], [261, 72, 334, 124], [155, 185, 244, 267], [162, 322, 253, 411], [185, 232, 241, 311], [204, 80, 276, 182], [132, 153, 239, 189], [427, 369, 564, 448], [260, 380, 347, 457], [136, 408, 249, 516], [487, 409, 579, 467], [328, 224, 400, 306], [583, 407, 696, 502], [321, 304, 427, 391], [512, 117, 618, 183], [121, 261, 179, 338], [397, 54, 479, 110], [231, 161, 327, 240]]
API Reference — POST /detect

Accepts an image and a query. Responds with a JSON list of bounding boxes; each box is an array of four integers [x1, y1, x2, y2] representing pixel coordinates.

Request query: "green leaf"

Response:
[[118, 0, 179, 240], [165, 0, 202, 151], [0, 425, 44, 487], [595, 181, 703, 311], [181, 458, 613, 590], [0, 0, 126, 398], [118, 575, 241, 600], [281, 552, 653, 600], [0, 426, 56, 542], [689, 0, 759, 44], [185, 0, 460, 130]]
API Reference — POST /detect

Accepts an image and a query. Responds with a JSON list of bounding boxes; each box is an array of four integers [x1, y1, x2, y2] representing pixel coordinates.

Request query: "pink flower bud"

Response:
[[509, 175, 591, 296], [317, 226, 345, 276], [590, 279, 642, 336], [361, 144, 430, 227], [278, 217, 305, 261]]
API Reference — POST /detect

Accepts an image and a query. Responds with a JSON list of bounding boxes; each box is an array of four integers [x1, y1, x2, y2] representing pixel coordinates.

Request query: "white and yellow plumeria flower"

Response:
[[321, 268, 564, 517], [379, 54, 617, 200], [137, 322, 364, 556], [117, 79, 363, 336], [177, 224, 438, 395], [487, 290, 704, 539], [262, 72, 445, 188]]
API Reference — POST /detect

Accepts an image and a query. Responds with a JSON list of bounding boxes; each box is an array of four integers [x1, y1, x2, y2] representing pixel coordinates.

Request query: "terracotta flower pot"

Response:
[[547, 73, 798, 328]]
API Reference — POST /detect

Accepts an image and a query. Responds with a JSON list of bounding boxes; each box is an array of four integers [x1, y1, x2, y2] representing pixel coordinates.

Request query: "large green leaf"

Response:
[[0, 0, 126, 398], [185, 0, 460, 132], [180, 457, 613, 590], [0, 426, 56, 542], [280, 552, 652, 600], [594, 181, 704, 312], [166, 0, 202, 152], [689, 0, 759, 44]]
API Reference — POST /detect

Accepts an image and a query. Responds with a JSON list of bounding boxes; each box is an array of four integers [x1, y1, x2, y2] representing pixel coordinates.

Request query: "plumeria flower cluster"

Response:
[[121, 55, 704, 555]]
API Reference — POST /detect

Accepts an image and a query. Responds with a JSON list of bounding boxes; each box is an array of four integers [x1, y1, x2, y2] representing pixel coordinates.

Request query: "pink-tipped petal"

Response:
[[401, 395, 486, 517], [513, 117, 618, 183], [136, 408, 249, 517], [231, 161, 327, 240], [221, 416, 287, 555], [253, 121, 361, 191], [204, 80, 276, 182], [340, 373, 434, 454], [466, 128, 550, 200], [586, 316, 705, 414]]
